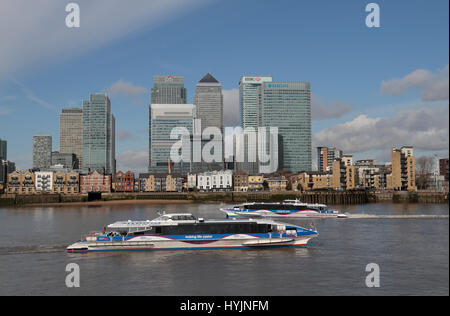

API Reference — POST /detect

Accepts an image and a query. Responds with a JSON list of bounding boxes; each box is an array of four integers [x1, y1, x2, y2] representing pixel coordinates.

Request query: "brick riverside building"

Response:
[[80, 170, 111, 193], [114, 171, 135, 192]]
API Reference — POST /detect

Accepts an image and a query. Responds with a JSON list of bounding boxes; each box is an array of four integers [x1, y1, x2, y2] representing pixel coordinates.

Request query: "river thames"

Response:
[[0, 202, 448, 296]]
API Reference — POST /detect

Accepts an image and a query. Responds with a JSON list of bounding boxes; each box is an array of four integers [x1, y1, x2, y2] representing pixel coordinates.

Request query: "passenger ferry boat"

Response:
[[67, 212, 318, 253], [221, 199, 347, 219]]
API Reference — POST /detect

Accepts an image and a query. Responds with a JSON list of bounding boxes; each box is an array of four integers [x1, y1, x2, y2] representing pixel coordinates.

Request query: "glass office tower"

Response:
[[239, 76, 273, 130], [149, 75, 187, 172], [82, 94, 115, 175], [149, 104, 195, 174], [259, 82, 312, 173], [0, 138, 6, 161], [194, 73, 224, 134]]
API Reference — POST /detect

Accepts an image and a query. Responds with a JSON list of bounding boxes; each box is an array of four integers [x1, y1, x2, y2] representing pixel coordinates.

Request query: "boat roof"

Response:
[[106, 213, 285, 229]]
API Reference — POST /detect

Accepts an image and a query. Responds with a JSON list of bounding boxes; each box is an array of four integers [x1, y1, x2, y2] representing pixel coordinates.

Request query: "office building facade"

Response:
[[239, 76, 273, 130], [259, 81, 312, 173], [60, 108, 83, 169], [149, 104, 195, 174], [33, 134, 52, 169], [0, 138, 6, 161], [149, 75, 187, 171], [82, 94, 115, 175], [194, 73, 224, 134]]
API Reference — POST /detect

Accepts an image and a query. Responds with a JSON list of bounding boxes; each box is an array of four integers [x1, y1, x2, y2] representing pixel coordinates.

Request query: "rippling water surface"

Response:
[[0, 202, 448, 295]]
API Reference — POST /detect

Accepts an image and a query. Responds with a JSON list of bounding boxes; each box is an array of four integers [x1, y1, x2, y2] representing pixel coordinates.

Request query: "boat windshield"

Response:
[[154, 215, 197, 221]]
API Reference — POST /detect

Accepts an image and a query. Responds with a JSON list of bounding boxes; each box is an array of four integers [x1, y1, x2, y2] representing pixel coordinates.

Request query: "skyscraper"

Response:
[[82, 93, 115, 175], [151, 75, 187, 104], [60, 108, 83, 169], [33, 134, 52, 169], [194, 73, 224, 134], [149, 104, 195, 174], [149, 75, 187, 171], [0, 138, 6, 161], [259, 81, 312, 173], [239, 76, 273, 130]]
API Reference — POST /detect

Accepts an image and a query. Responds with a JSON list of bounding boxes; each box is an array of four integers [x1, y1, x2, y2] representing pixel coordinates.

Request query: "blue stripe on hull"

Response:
[[67, 244, 307, 253]]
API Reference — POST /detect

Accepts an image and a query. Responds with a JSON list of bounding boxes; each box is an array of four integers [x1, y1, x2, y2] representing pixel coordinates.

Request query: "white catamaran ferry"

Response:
[[221, 199, 347, 219], [67, 212, 318, 253]]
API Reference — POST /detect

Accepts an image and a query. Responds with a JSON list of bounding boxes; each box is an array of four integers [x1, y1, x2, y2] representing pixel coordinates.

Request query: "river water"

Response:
[[0, 202, 448, 296]]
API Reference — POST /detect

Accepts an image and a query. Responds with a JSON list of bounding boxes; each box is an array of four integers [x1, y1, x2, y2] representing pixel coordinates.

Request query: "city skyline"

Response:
[[0, 0, 448, 172]]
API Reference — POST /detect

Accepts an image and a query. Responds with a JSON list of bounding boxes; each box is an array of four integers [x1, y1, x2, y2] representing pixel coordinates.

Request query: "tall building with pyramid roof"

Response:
[[194, 73, 224, 135]]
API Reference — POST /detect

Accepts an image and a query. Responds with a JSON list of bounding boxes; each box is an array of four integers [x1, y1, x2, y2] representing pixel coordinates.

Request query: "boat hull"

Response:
[[67, 234, 314, 253]]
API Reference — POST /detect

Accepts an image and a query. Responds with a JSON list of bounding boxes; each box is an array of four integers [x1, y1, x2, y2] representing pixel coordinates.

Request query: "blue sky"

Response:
[[0, 0, 448, 171]]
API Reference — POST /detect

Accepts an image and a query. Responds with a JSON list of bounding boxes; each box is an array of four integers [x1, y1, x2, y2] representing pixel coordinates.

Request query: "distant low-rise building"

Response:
[[35, 171, 53, 192], [53, 171, 79, 194], [197, 170, 232, 191], [6, 170, 36, 195], [290, 172, 332, 191], [80, 171, 111, 193], [233, 173, 248, 192], [138, 173, 184, 192], [265, 176, 288, 192], [114, 171, 135, 192], [248, 175, 264, 191]]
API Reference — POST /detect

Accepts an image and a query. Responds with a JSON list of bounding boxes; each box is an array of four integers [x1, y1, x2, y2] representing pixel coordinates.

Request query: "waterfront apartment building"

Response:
[[35, 171, 53, 192], [53, 171, 79, 194], [291, 172, 332, 191], [82, 94, 115, 175], [33, 134, 52, 170], [60, 108, 83, 169], [233, 172, 249, 192], [248, 175, 264, 191], [332, 158, 356, 190], [317, 147, 343, 172], [0, 138, 6, 161], [390, 146, 416, 191], [6, 170, 36, 194], [149, 104, 195, 174], [138, 173, 183, 192], [114, 171, 135, 192], [197, 170, 233, 191], [265, 176, 288, 192], [80, 171, 111, 193]]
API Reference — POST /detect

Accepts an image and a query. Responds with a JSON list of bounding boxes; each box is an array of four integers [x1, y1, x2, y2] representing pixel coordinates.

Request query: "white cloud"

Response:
[[109, 79, 147, 98], [381, 65, 449, 101], [311, 94, 354, 120], [0, 0, 209, 79], [313, 105, 449, 154], [116, 149, 148, 172], [223, 88, 239, 127]]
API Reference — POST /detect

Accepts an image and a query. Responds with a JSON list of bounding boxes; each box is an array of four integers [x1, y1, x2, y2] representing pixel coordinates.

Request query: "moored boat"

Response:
[[67, 212, 318, 253]]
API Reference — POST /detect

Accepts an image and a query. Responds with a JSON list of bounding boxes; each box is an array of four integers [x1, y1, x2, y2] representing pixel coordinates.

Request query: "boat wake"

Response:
[[0, 245, 67, 255], [345, 214, 449, 219]]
